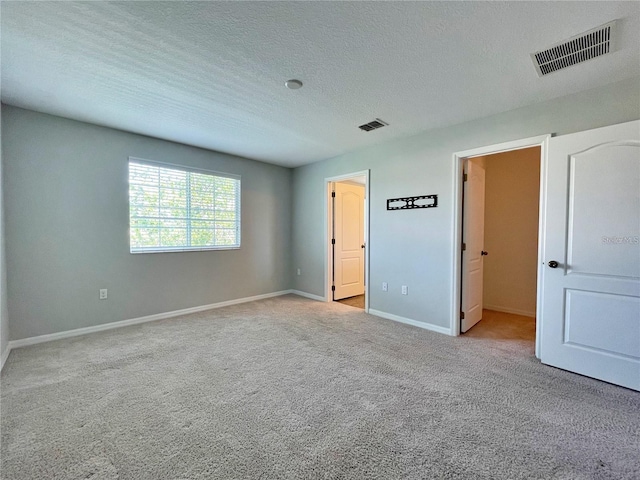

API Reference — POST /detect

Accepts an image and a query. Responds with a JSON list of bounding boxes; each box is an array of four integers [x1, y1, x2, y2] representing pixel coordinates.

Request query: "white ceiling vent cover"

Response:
[[358, 118, 389, 132], [531, 21, 617, 77]]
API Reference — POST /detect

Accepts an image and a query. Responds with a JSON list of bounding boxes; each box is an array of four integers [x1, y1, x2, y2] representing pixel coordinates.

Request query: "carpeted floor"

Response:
[[464, 309, 536, 341], [336, 294, 365, 309], [1, 295, 639, 479]]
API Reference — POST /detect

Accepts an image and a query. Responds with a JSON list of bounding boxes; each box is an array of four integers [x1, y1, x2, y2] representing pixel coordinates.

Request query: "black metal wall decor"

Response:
[[387, 194, 438, 210]]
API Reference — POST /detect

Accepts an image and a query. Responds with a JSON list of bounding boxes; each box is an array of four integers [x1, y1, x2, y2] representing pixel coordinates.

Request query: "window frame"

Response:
[[128, 157, 241, 254]]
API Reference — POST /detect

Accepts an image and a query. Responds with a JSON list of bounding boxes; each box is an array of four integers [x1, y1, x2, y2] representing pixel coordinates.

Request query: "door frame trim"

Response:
[[451, 135, 550, 358], [324, 170, 370, 313]]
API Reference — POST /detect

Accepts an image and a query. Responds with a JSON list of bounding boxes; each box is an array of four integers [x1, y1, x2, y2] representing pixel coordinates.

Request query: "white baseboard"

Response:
[[7, 290, 292, 351], [484, 304, 536, 318], [0, 344, 10, 372], [2, 291, 457, 370], [290, 290, 326, 302], [368, 309, 452, 336]]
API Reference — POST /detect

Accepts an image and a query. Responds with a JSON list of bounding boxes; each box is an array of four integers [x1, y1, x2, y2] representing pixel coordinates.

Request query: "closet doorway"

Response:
[[459, 146, 542, 344]]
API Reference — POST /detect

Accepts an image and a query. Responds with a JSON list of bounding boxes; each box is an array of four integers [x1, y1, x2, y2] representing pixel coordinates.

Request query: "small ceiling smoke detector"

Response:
[[358, 118, 388, 132], [284, 79, 303, 90], [531, 20, 617, 77]]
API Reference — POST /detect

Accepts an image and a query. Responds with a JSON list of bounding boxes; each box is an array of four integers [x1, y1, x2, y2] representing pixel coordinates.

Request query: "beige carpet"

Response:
[[1, 295, 639, 479], [336, 294, 365, 309], [464, 309, 536, 341]]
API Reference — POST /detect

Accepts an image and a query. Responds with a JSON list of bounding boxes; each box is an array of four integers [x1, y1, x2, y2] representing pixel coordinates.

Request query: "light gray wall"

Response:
[[0, 102, 9, 361], [3, 106, 292, 340], [292, 77, 640, 330]]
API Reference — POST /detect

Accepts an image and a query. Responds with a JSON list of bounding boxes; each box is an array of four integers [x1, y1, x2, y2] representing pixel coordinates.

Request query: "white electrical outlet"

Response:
[[401, 285, 408, 295], [99, 289, 108, 300], [382, 282, 388, 292], [297, 268, 301, 276]]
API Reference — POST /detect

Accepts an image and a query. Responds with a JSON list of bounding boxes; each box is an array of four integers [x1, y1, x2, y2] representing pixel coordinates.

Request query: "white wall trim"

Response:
[[369, 309, 452, 336], [0, 345, 10, 371], [290, 290, 326, 302], [324, 170, 371, 312], [451, 134, 550, 359], [484, 305, 536, 318], [7, 290, 292, 350]]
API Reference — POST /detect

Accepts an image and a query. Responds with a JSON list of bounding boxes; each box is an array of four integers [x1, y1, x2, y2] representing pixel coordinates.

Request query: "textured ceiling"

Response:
[[2, 2, 639, 167]]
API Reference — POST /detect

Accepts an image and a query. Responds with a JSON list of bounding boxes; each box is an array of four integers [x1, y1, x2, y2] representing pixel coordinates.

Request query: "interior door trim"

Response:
[[324, 170, 370, 313], [451, 134, 550, 358]]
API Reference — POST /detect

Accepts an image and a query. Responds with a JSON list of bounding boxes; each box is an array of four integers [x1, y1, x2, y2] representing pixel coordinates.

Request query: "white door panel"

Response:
[[541, 120, 640, 391], [566, 143, 640, 279], [461, 158, 486, 333], [340, 258, 361, 285], [564, 289, 640, 358], [334, 183, 365, 300]]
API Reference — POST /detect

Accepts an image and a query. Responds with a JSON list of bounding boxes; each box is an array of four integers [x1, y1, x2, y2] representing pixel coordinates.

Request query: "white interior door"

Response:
[[333, 182, 365, 300], [540, 120, 640, 391], [461, 158, 486, 332]]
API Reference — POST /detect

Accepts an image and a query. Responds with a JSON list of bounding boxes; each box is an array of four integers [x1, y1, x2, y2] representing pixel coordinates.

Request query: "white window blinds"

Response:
[[128, 159, 240, 253]]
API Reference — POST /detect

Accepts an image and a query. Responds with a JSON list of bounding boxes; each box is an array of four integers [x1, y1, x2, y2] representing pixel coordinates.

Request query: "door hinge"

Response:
[[331, 191, 336, 197], [331, 238, 335, 245], [460, 311, 465, 320], [331, 285, 336, 292], [463, 173, 468, 182], [462, 242, 466, 251]]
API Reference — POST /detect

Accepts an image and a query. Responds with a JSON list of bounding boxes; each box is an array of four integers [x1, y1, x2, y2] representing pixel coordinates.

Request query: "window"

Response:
[[128, 158, 240, 253]]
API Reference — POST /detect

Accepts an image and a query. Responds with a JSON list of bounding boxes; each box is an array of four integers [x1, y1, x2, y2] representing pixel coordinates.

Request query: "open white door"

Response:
[[333, 182, 365, 300], [541, 120, 640, 391], [461, 158, 486, 333]]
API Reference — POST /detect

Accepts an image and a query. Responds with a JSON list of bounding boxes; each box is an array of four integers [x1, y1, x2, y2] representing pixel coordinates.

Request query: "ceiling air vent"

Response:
[[531, 20, 617, 77], [358, 118, 388, 132]]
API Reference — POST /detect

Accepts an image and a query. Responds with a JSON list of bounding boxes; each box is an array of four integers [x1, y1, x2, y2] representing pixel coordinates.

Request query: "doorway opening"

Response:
[[461, 148, 541, 347], [452, 135, 550, 358], [325, 171, 370, 312]]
